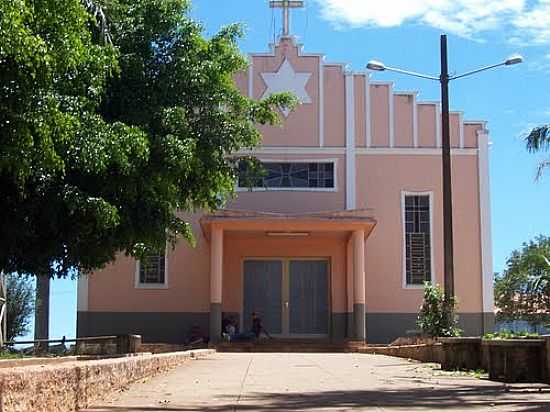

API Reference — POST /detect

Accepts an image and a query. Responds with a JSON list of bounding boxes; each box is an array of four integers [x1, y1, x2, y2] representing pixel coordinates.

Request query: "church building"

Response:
[[77, 1, 494, 344]]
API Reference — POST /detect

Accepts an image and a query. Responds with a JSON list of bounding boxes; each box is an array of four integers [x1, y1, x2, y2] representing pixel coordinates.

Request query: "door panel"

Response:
[[289, 260, 329, 335], [243, 260, 283, 334]]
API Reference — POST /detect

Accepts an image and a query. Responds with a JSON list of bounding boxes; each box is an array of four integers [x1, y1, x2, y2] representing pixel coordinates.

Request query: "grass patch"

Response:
[[0, 351, 26, 359], [484, 331, 540, 340]]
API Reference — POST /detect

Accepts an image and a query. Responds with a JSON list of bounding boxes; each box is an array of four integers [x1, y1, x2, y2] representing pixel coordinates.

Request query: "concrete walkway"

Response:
[[86, 352, 550, 411]]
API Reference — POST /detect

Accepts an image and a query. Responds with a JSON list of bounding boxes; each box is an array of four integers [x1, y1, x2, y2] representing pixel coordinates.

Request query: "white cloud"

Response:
[[513, 0, 550, 45], [315, 0, 550, 44]]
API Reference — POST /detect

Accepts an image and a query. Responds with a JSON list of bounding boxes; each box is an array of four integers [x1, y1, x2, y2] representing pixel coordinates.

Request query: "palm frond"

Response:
[[526, 125, 550, 153], [536, 159, 550, 181], [81, 0, 112, 44]]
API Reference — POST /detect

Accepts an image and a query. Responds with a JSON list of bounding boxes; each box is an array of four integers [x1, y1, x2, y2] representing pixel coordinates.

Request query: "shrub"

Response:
[[417, 282, 462, 337], [6, 274, 34, 341]]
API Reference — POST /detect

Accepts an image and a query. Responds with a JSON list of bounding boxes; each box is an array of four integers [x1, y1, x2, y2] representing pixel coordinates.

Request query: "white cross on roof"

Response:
[[270, 0, 305, 37]]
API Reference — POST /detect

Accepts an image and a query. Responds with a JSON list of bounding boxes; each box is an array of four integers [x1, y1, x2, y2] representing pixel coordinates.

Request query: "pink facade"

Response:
[[78, 35, 494, 344]]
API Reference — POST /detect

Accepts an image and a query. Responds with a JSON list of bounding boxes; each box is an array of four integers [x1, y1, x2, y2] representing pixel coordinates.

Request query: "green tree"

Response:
[[5, 275, 34, 341], [417, 283, 462, 337], [494, 236, 550, 320], [526, 125, 550, 179], [0, 0, 294, 340]]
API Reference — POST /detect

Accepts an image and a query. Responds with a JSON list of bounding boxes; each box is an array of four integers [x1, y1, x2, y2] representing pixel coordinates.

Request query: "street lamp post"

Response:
[[367, 34, 522, 302]]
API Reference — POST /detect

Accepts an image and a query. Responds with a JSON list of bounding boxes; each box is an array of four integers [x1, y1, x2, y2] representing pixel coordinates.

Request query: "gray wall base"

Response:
[[366, 312, 487, 344], [346, 312, 354, 339], [77, 311, 209, 344], [209, 303, 222, 343], [77, 311, 488, 344], [354, 304, 366, 340], [331, 313, 348, 340]]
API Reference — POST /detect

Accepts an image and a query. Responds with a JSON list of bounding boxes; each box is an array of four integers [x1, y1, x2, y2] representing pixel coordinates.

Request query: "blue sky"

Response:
[[23, 0, 550, 341]]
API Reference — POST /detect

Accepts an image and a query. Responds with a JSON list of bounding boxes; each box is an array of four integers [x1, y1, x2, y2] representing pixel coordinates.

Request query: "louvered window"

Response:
[[138, 254, 166, 285], [404, 195, 432, 285]]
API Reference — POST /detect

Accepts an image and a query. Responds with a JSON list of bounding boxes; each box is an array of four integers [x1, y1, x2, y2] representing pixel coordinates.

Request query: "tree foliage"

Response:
[[0, 0, 295, 279], [5, 275, 34, 341], [417, 283, 462, 337], [526, 125, 550, 179], [494, 235, 550, 319]]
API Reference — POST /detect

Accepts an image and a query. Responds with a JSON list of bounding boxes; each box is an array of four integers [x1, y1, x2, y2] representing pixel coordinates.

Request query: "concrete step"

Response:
[[216, 339, 368, 353]]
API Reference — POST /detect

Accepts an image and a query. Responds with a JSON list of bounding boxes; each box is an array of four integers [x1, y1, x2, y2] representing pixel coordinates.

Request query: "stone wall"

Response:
[[358, 343, 443, 364], [0, 349, 214, 412]]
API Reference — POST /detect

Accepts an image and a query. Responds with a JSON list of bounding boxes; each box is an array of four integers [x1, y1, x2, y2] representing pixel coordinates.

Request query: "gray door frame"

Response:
[[241, 257, 331, 338]]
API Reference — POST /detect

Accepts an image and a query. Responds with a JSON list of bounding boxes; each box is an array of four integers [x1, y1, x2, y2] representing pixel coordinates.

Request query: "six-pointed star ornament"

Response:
[[261, 58, 312, 117]]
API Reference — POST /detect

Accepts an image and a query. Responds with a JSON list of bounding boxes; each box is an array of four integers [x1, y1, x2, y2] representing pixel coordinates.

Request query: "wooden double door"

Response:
[[242, 259, 329, 337]]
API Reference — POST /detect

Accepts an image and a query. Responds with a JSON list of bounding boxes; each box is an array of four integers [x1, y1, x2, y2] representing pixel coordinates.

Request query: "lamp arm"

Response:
[[384, 66, 439, 81], [449, 62, 506, 81]]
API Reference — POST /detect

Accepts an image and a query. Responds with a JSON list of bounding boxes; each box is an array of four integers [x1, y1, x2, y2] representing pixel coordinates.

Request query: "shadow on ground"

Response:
[[86, 385, 550, 411]]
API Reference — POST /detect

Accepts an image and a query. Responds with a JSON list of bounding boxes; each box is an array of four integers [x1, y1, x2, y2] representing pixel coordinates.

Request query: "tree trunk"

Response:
[[34, 275, 50, 353]]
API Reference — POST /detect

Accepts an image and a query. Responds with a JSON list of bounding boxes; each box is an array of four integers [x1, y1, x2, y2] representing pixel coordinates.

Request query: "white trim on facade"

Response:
[[248, 56, 254, 99], [345, 73, 356, 210], [234, 147, 479, 156], [236, 158, 339, 193], [464, 120, 488, 127], [412, 94, 419, 148], [135, 252, 169, 290], [478, 131, 494, 314], [401, 191, 435, 290], [458, 112, 465, 149], [356, 148, 478, 156], [365, 73, 372, 148], [319, 59, 325, 147], [77, 275, 89, 311], [389, 84, 395, 148], [235, 147, 346, 155]]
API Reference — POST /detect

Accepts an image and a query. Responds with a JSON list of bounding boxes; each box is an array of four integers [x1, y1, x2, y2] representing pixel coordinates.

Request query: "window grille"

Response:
[[404, 195, 431, 285], [139, 254, 166, 285]]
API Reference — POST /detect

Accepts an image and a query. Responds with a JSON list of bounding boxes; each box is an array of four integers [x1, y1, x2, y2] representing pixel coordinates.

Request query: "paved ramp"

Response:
[[86, 352, 550, 411]]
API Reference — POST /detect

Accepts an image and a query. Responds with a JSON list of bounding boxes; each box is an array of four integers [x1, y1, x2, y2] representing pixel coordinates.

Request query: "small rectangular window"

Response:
[[238, 162, 335, 189], [138, 254, 166, 286], [404, 194, 432, 286]]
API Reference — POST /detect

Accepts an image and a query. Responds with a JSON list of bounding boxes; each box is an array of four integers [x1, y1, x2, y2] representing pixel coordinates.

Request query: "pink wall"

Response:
[[394, 94, 414, 147], [418, 104, 437, 147], [324, 65, 346, 147], [87, 215, 210, 312], [370, 84, 390, 147], [464, 124, 483, 148], [234, 71, 248, 96], [450, 112, 461, 148], [253, 39, 321, 147], [356, 154, 482, 313]]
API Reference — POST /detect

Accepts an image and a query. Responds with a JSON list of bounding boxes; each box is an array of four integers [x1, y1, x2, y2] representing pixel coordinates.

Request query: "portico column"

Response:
[[210, 225, 223, 343], [353, 230, 366, 340]]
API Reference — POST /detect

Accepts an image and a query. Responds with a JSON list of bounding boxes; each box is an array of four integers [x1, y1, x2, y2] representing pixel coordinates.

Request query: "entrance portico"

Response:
[[200, 210, 376, 343]]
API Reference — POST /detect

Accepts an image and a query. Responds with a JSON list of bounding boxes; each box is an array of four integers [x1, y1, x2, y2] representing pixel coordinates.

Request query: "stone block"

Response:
[[0, 349, 214, 412], [484, 339, 545, 383], [440, 337, 482, 371]]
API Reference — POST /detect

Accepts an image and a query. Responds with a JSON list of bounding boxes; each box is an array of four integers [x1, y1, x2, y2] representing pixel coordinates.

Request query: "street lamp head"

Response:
[[504, 54, 523, 66], [366, 60, 386, 71]]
